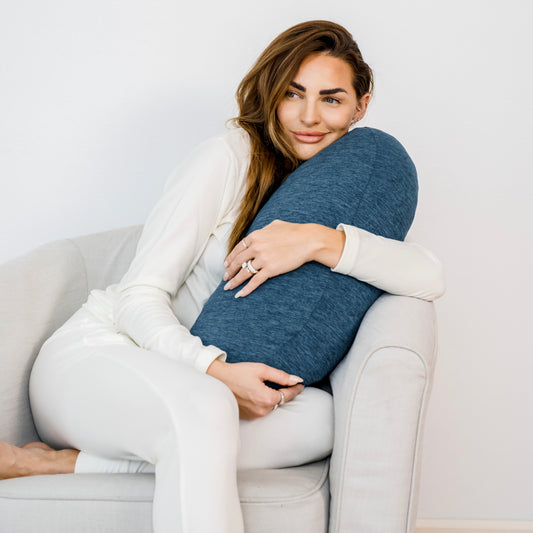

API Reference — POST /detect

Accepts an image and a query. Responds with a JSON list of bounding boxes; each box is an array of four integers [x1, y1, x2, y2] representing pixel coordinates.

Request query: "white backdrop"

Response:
[[1, 0, 532, 521]]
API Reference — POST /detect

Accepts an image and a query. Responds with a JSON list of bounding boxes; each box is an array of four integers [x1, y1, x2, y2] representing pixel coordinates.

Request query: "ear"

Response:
[[354, 92, 371, 121]]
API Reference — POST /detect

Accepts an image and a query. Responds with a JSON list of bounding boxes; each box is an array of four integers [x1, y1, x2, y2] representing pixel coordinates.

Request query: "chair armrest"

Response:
[[328, 294, 438, 533]]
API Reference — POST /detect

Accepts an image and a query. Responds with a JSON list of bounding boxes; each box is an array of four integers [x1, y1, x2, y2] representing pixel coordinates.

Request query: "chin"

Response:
[[294, 144, 327, 161], [292, 133, 348, 161]]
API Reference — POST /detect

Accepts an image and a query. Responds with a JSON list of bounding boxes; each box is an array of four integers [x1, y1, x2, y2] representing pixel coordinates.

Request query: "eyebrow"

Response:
[[290, 81, 348, 96]]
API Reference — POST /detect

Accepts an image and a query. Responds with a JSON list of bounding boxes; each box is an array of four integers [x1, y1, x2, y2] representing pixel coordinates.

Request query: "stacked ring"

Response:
[[242, 260, 258, 275]]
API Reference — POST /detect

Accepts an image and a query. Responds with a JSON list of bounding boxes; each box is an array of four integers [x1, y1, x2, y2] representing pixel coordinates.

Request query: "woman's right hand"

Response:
[[206, 359, 304, 420]]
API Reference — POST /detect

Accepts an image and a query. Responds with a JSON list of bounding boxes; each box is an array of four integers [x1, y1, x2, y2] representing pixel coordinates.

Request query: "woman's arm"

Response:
[[112, 134, 304, 418], [113, 135, 240, 373], [223, 220, 445, 301], [313, 223, 445, 301]]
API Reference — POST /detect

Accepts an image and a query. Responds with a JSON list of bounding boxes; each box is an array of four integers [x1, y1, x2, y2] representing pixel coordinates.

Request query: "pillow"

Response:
[[191, 127, 418, 386]]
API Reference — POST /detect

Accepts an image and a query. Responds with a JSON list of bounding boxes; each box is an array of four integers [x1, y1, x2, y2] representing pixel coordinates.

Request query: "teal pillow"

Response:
[[191, 128, 417, 385]]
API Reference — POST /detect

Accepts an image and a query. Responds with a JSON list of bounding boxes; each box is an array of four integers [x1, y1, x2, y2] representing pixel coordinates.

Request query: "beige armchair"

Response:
[[0, 226, 437, 533]]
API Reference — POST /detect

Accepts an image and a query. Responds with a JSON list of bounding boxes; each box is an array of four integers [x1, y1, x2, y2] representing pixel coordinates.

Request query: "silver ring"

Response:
[[273, 390, 285, 411], [279, 390, 285, 406], [242, 239, 248, 249], [241, 260, 258, 275]]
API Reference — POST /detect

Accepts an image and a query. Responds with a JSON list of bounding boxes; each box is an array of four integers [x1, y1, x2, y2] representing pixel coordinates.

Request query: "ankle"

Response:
[[49, 449, 79, 475]]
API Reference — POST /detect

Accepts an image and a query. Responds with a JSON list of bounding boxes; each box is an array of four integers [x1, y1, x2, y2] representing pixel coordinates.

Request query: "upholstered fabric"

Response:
[[328, 294, 437, 533], [0, 240, 86, 446], [191, 127, 418, 385], [0, 461, 329, 533]]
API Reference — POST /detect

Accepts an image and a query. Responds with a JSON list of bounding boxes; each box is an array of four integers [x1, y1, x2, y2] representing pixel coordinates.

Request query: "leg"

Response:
[[238, 386, 334, 470], [74, 385, 334, 473], [29, 314, 244, 533]]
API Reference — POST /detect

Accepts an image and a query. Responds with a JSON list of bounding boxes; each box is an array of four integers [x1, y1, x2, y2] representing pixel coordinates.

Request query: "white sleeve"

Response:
[[331, 223, 446, 301], [113, 136, 239, 373]]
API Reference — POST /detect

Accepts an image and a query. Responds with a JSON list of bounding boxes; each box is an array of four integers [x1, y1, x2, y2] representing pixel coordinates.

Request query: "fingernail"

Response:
[[224, 282, 231, 291], [223, 272, 229, 281], [223, 261, 228, 268], [234, 290, 243, 298], [289, 375, 304, 384]]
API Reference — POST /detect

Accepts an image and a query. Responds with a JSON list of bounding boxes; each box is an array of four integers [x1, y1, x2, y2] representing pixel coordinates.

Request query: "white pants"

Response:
[[29, 307, 334, 533]]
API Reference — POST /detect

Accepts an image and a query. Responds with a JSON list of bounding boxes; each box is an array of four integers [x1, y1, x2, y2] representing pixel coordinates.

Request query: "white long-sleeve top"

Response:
[[82, 127, 445, 374]]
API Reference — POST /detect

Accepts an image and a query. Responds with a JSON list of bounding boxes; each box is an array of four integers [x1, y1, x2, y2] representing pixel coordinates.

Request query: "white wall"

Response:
[[1, 0, 531, 521]]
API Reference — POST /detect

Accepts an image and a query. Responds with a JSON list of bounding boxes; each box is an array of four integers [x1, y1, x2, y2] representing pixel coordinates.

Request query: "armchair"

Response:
[[0, 225, 437, 533]]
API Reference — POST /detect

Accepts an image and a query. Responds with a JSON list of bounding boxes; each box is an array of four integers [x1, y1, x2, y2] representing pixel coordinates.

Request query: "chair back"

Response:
[[0, 226, 142, 445]]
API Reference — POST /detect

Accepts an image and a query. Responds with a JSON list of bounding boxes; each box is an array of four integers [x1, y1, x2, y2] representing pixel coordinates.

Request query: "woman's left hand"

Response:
[[223, 219, 313, 298]]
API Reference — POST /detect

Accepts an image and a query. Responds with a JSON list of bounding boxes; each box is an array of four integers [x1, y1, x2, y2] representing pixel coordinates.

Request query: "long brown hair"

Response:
[[227, 20, 374, 252]]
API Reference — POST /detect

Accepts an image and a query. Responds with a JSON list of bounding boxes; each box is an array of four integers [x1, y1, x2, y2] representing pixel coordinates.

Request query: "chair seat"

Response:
[[0, 460, 329, 533]]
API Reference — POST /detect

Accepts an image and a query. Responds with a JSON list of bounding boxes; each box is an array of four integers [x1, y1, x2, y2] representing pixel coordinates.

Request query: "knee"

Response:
[[160, 372, 238, 435], [191, 375, 239, 428], [237, 387, 334, 470], [146, 373, 239, 464]]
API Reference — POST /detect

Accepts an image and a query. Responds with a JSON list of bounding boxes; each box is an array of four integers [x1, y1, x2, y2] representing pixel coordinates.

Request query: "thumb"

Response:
[[260, 365, 304, 387]]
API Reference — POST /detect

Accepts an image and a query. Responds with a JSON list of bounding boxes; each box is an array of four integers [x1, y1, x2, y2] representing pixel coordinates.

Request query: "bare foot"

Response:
[[0, 440, 79, 479], [22, 441, 54, 451]]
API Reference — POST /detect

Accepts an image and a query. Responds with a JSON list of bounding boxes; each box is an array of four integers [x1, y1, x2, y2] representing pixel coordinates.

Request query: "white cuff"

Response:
[[331, 223, 361, 275], [195, 345, 227, 374]]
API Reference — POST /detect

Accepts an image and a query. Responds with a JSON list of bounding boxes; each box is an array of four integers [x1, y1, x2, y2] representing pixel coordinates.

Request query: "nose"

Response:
[[300, 99, 320, 126]]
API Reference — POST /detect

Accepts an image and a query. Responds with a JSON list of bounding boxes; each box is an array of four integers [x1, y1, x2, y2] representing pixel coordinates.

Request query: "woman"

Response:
[[0, 20, 444, 532]]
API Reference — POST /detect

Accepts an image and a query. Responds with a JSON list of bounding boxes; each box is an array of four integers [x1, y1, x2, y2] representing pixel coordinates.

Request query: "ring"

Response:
[[273, 390, 285, 411], [242, 239, 248, 249], [241, 260, 258, 275]]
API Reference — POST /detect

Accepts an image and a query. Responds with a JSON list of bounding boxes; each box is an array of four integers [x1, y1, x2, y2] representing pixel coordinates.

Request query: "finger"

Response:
[[223, 249, 241, 276], [224, 265, 252, 291], [224, 249, 247, 282], [225, 245, 260, 282], [223, 244, 238, 269], [238, 405, 257, 420], [225, 255, 265, 290], [224, 238, 251, 269], [278, 384, 305, 404], [240, 385, 280, 418], [234, 271, 269, 298], [259, 365, 304, 387]]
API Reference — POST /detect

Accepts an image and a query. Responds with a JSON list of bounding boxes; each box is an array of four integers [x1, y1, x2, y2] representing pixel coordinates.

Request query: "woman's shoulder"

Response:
[[218, 126, 252, 164], [188, 127, 251, 174]]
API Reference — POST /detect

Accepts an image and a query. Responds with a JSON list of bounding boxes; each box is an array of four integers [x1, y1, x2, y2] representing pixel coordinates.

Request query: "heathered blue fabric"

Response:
[[191, 127, 418, 385]]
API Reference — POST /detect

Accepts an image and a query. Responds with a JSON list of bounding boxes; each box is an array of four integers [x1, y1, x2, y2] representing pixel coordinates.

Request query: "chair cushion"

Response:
[[0, 460, 329, 533], [191, 127, 417, 385]]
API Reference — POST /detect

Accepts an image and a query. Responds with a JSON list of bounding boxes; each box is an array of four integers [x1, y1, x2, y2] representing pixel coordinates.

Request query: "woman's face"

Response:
[[276, 52, 369, 161]]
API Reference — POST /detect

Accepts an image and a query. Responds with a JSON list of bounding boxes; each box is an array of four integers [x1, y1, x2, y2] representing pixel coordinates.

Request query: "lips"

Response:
[[292, 131, 327, 143]]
